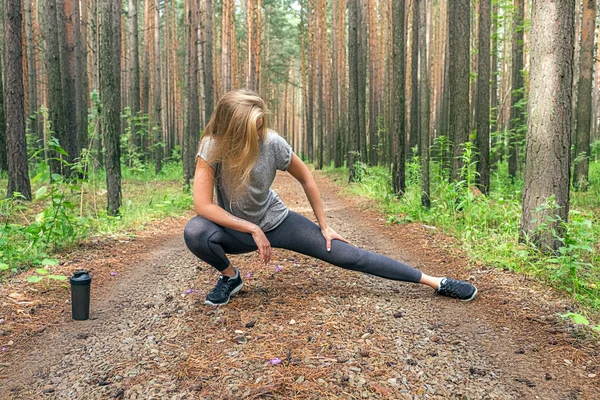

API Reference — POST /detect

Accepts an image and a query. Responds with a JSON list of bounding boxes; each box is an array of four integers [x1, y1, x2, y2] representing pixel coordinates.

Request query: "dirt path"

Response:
[[1, 172, 599, 399]]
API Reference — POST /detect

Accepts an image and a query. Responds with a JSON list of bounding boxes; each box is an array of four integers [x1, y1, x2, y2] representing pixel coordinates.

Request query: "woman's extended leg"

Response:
[[266, 211, 477, 300], [265, 211, 423, 282]]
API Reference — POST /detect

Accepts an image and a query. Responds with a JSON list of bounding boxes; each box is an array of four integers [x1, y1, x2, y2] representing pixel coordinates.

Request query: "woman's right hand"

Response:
[[251, 227, 271, 264]]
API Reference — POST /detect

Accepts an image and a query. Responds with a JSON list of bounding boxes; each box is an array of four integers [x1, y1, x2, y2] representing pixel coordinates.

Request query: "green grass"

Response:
[[0, 161, 192, 277], [324, 159, 600, 311]]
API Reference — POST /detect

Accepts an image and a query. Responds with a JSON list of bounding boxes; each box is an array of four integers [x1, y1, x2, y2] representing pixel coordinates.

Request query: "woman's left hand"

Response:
[[321, 226, 349, 252]]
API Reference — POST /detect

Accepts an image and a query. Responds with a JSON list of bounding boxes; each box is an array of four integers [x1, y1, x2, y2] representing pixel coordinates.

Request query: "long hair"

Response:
[[199, 89, 268, 193]]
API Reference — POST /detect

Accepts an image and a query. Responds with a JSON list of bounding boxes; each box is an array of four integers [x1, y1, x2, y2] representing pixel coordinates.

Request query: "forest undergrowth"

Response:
[[0, 157, 192, 281], [325, 144, 600, 325]]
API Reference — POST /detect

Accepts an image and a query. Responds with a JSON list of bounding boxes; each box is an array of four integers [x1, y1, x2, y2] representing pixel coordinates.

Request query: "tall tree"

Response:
[[24, 0, 38, 148], [128, 0, 141, 150], [508, 0, 525, 179], [221, 0, 233, 93], [368, 0, 379, 165], [448, 0, 470, 180], [152, 0, 162, 174], [99, 0, 122, 215], [391, 0, 405, 193], [521, 0, 574, 251], [409, 0, 419, 156], [476, 0, 491, 193], [419, 0, 430, 207], [573, 0, 596, 190], [184, 0, 200, 186], [204, 0, 214, 121], [63, 0, 85, 164], [5, 0, 32, 199], [348, 0, 360, 181], [43, 0, 68, 175], [357, 0, 367, 161], [0, 53, 7, 172]]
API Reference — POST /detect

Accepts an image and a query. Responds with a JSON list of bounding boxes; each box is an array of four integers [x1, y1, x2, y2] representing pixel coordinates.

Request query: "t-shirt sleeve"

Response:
[[197, 136, 217, 169], [271, 133, 293, 171]]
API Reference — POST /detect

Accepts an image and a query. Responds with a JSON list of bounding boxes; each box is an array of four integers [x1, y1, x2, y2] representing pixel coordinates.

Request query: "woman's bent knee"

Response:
[[184, 216, 219, 252]]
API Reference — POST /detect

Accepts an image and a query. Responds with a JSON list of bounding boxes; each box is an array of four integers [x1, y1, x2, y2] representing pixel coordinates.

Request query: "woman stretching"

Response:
[[184, 89, 477, 306]]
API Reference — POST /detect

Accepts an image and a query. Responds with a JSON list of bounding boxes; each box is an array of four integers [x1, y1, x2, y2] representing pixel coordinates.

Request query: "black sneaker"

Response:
[[205, 268, 243, 306], [436, 277, 477, 301]]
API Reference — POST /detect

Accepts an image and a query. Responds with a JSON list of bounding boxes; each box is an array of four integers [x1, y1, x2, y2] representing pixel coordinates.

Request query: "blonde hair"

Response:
[[199, 89, 268, 193]]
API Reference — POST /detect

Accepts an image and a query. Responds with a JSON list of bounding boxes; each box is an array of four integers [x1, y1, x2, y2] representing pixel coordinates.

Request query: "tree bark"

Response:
[[508, 0, 525, 179], [476, 0, 491, 194], [24, 0, 38, 148], [391, 0, 405, 193], [99, 0, 122, 215], [368, 0, 379, 165], [419, 0, 430, 207], [573, 0, 596, 190], [520, 0, 574, 252], [409, 0, 419, 157], [204, 0, 214, 122], [5, 0, 32, 199], [152, 1, 162, 174], [0, 53, 6, 172], [58, 0, 79, 167], [128, 0, 141, 150], [448, 0, 470, 180], [348, 0, 360, 181], [185, 0, 200, 187], [357, 0, 367, 161], [43, 0, 68, 175]]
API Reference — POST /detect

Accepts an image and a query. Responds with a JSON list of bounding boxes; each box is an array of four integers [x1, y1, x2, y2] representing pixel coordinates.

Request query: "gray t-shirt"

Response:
[[197, 129, 293, 232]]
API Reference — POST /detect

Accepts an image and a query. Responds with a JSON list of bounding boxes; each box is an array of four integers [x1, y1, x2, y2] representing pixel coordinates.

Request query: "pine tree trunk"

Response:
[[520, 0, 574, 252], [141, 0, 150, 158], [348, 0, 360, 181], [448, 0, 470, 180], [476, 0, 491, 194], [5, 0, 32, 199], [43, 0, 68, 175], [221, 0, 231, 94], [391, 0, 405, 193], [419, 0, 430, 207], [59, 0, 79, 168], [128, 0, 141, 150], [508, 0, 525, 179], [0, 53, 8, 172], [357, 0, 368, 161], [307, 0, 314, 162], [24, 0, 38, 148], [409, 0, 419, 157], [99, 0, 122, 215], [185, 0, 200, 186], [204, 0, 214, 122], [573, 0, 596, 190], [153, 1, 162, 174], [368, 0, 379, 165], [490, 0, 499, 167], [75, 0, 88, 155]]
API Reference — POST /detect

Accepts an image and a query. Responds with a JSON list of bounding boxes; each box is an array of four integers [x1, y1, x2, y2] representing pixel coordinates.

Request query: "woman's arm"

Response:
[[193, 158, 272, 263], [286, 153, 348, 251]]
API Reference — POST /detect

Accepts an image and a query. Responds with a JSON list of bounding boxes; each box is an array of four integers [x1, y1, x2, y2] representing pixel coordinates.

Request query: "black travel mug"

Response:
[[70, 270, 92, 320]]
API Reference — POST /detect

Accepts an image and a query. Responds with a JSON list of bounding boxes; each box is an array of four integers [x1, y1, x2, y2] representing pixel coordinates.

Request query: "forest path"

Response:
[[1, 172, 599, 399]]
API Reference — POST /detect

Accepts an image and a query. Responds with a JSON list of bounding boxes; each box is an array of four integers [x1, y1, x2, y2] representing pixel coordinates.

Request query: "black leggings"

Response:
[[183, 211, 423, 283]]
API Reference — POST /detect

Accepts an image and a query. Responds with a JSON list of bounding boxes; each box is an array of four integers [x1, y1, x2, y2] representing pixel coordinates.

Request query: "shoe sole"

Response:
[[204, 282, 244, 306]]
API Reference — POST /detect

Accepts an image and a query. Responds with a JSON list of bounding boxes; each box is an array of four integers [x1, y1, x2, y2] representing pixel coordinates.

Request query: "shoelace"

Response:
[[212, 277, 235, 296], [439, 279, 464, 296]]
